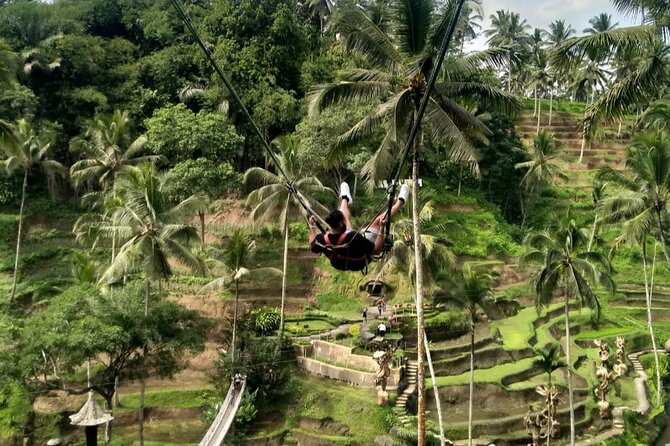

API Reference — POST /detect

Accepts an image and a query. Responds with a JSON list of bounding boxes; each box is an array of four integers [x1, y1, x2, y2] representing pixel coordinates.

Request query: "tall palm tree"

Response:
[[97, 163, 205, 446], [515, 130, 567, 224], [484, 10, 531, 92], [550, 25, 661, 138], [0, 38, 17, 87], [377, 200, 456, 287], [588, 182, 608, 251], [454, 0, 483, 55], [202, 230, 281, 364], [434, 264, 498, 446], [522, 218, 614, 446], [611, 225, 664, 408], [532, 344, 566, 446], [544, 20, 575, 46], [598, 132, 670, 266], [583, 13, 619, 34], [98, 164, 206, 295], [1, 119, 65, 304], [305, 0, 333, 34], [376, 199, 454, 446], [70, 110, 160, 190], [309, 3, 519, 441], [244, 135, 333, 336]]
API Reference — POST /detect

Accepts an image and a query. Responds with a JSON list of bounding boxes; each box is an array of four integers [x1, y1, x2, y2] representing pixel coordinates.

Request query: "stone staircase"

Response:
[[394, 360, 418, 426]]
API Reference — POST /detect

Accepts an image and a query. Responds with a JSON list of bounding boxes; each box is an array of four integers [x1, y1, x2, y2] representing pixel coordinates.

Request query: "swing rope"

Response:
[[170, 0, 468, 254], [169, 0, 326, 232]]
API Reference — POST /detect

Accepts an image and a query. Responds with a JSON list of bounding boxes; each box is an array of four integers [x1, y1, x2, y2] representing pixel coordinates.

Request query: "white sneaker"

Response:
[[340, 182, 353, 204], [398, 183, 409, 203]]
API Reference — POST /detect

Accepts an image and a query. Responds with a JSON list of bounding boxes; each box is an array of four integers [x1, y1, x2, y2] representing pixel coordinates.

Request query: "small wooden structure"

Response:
[[69, 391, 113, 446]]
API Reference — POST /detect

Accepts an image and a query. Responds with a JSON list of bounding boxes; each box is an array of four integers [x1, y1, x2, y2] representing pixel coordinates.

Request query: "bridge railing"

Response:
[[199, 376, 246, 446]]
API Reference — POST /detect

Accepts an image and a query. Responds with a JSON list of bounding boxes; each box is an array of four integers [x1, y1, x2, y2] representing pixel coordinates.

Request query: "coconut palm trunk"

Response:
[[536, 98, 542, 134], [9, 168, 28, 303], [654, 211, 670, 266], [468, 310, 475, 446], [280, 208, 289, 336], [423, 332, 446, 446], [412, 136, 427, 446], [588, 213, 598, 252], [139, 280, 150, 446], [534, 87, 538, 117], [579, 132, 586, 163], [199, 211, 205, 244], [232, 280, 240, 364], [563, 284, 575, 446], [508, 59, 513, 93], [549, 90, 554, 127], [643, 241, 662, 407]]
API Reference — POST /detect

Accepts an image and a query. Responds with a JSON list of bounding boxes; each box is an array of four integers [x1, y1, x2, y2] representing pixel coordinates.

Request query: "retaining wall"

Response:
[[295, 340, 400, 389]]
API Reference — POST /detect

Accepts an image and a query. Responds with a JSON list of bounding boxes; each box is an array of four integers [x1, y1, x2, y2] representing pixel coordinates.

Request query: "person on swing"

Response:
[[308, 182, 409, 272]]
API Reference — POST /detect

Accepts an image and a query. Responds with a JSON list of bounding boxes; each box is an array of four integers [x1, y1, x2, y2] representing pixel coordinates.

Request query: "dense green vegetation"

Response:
[[2, 1, 670, 446]]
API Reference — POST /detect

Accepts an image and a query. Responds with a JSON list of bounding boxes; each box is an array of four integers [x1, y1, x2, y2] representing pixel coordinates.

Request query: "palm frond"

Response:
[[307, 81, 389, 116]]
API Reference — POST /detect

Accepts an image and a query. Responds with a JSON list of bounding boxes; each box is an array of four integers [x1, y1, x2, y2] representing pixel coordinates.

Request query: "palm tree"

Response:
[[98, 164, 206, 295], [533, 343, 566, 388], [544, 20, 575, 46], [611, 226, 664, 408], [583, 13, 619, 34], [434, 264, 498, 446], [390, 421, 442, 446], [309, 3, 519, 440], [532, 344, 566, 446], [376, 199, 454, 446], [588, 182, 608, 251], [640, 99, 670, 133], [244, 135, 333, 336], [522, 218, 614, 446], [70, 110, 160, 190], [484, 10, 531, 92], [1, 119, 65, 304], [550, 26, 661, 139], [97, 164, 205, 446], [598, 132, 670, 267], [202, 229, 281, 364], [377, 200, 455, 288], [455, 0, 483, 55], [515, 131, 567, 224], [0, 38, 17, 87], [304, 0, 333, 34]]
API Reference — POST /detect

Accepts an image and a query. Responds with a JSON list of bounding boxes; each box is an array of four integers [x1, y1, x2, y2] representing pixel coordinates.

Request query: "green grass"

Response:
[[522, 98, 587, 115], [114, 387, 213, 412], [287, 375, 394, 442], [284, 318, 336, 335], [114, 419, 205, 445], [573, 327, 632, 340], [428, 357, 537, 387]]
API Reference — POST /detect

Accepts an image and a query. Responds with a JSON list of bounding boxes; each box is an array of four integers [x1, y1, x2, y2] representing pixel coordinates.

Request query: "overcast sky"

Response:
[[466, 0, 640, 51]]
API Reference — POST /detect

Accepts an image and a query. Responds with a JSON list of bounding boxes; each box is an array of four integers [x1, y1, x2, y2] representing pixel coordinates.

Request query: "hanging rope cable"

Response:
[[169, 0, 326, 232], [382, 0, 468, 243]]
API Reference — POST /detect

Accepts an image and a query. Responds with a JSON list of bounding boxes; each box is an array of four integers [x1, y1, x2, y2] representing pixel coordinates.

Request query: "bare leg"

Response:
[[339, 198, 353, 230]]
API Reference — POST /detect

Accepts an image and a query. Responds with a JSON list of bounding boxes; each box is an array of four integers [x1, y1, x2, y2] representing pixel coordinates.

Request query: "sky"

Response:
[[466, 0, 640, 51]]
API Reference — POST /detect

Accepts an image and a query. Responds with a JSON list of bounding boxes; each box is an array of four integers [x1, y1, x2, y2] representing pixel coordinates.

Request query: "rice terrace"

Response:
[[3, 0, 670, 445]]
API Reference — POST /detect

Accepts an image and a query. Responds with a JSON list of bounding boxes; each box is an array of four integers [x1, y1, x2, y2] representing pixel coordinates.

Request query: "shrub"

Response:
[[349, 324, 361, 339], [250, 307, 280, 335]]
